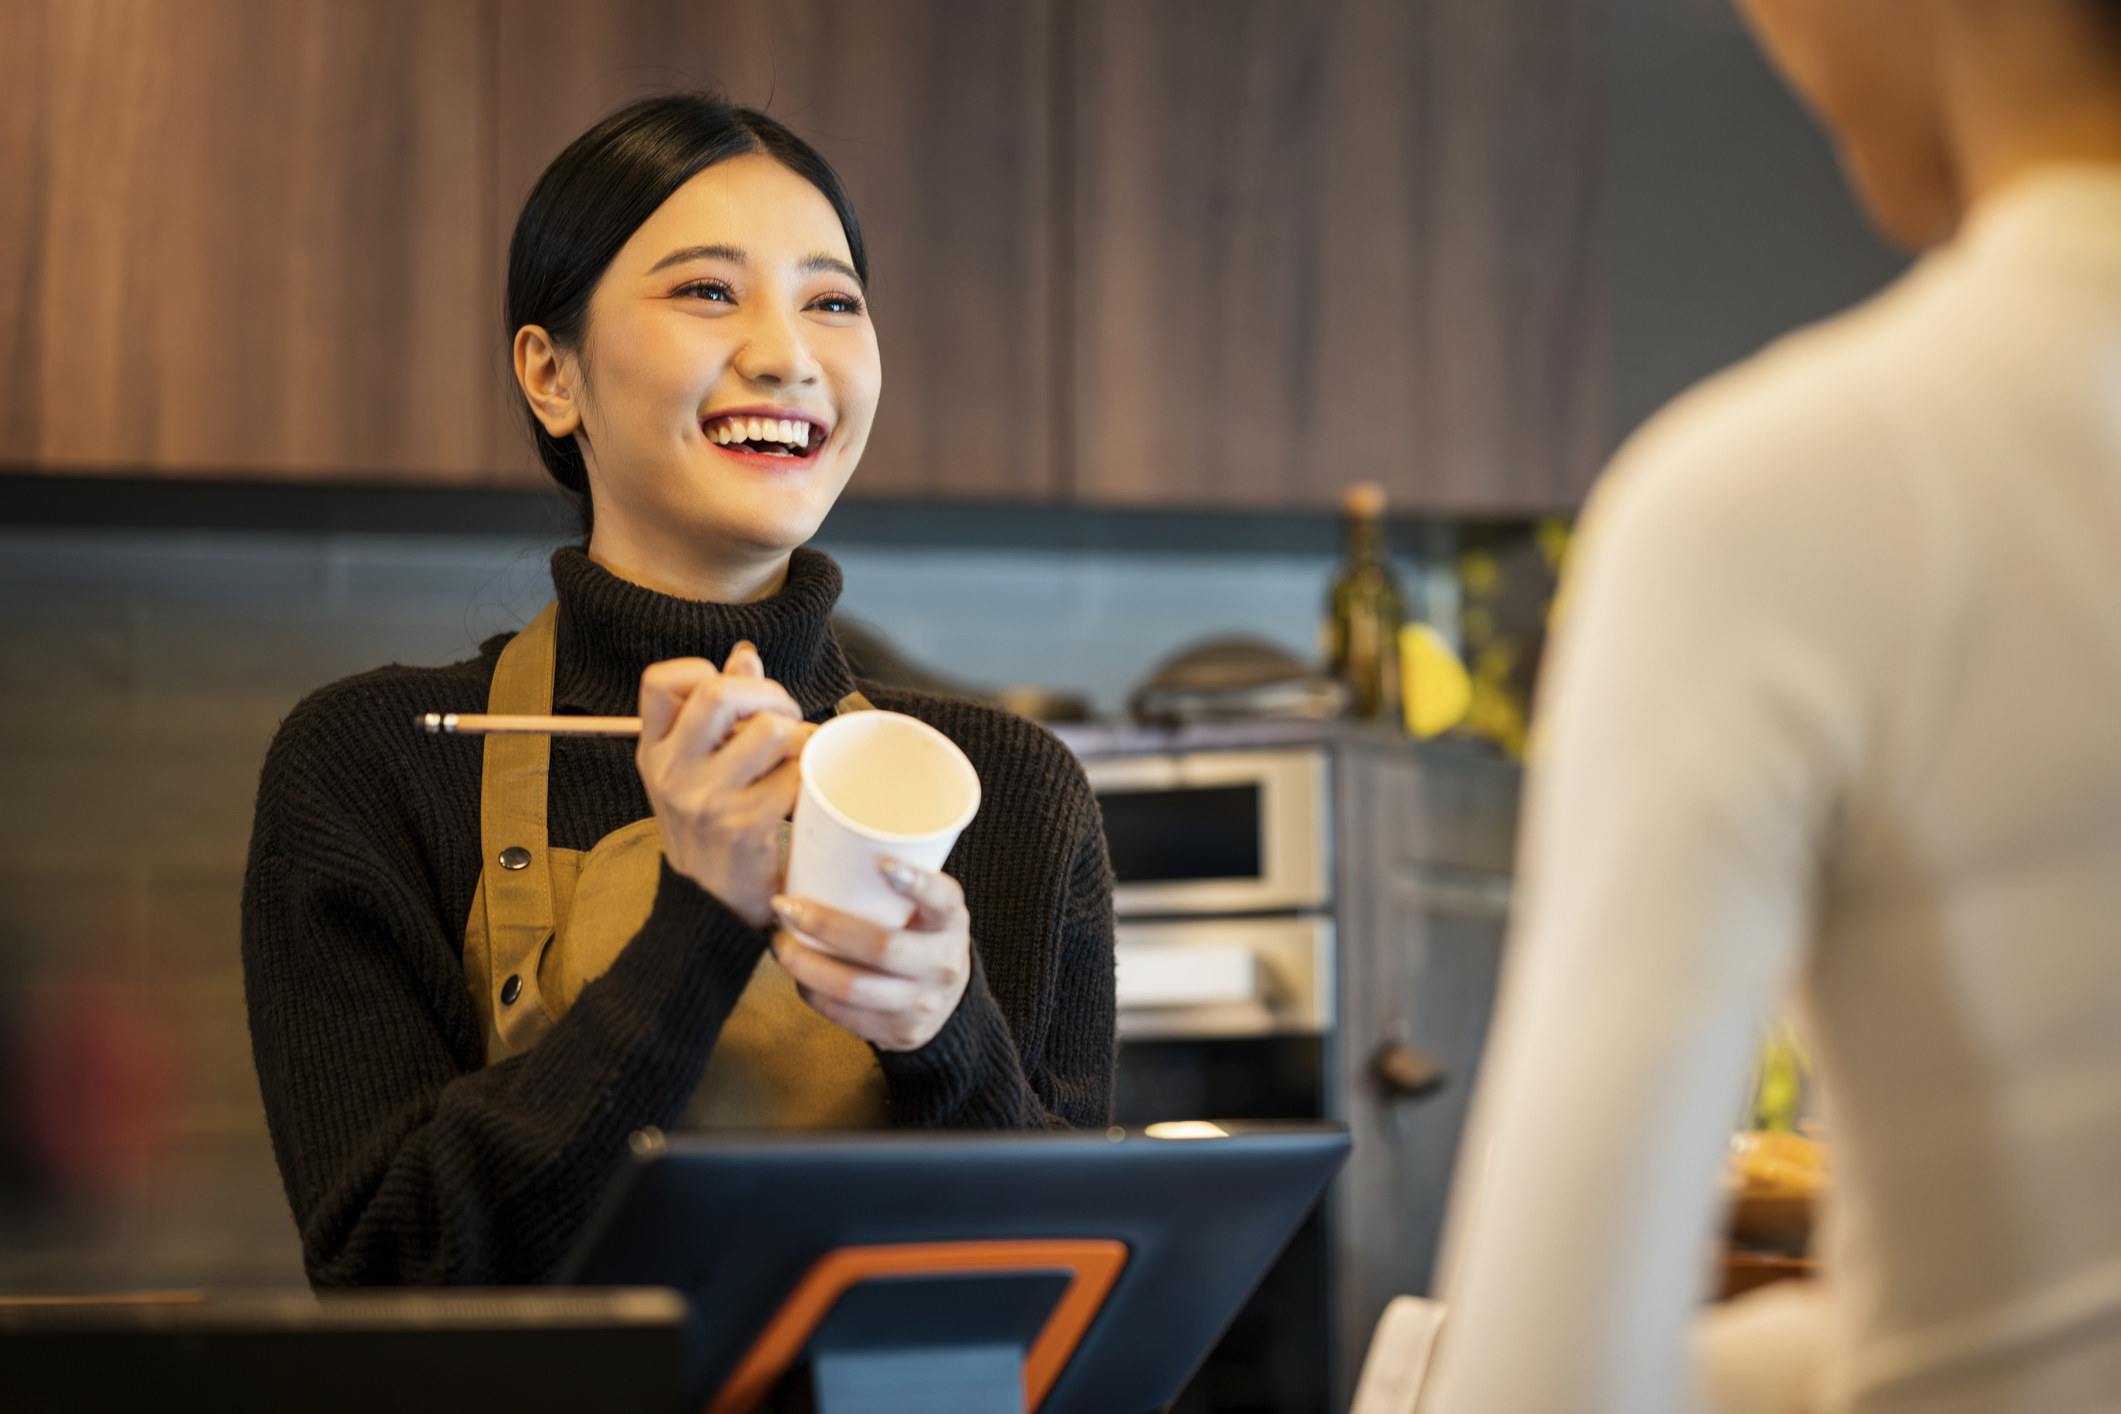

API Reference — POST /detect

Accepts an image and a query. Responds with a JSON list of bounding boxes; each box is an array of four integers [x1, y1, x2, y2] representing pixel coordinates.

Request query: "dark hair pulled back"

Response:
[[505, 94, 867, 529]]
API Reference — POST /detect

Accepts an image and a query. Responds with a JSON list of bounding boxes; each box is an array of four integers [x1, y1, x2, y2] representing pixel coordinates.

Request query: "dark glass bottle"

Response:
[[1325, 482, 1405, 722]]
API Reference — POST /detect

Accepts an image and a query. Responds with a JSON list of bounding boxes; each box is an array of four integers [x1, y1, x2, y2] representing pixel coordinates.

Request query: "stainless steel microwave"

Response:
[[1079, 747, 1331, 919]]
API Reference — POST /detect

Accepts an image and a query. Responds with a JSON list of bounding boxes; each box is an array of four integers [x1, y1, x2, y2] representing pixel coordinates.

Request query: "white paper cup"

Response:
[[785, 711, 982, 928]]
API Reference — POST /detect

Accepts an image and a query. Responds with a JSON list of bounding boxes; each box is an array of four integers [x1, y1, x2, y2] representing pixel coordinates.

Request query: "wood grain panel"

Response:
[[493, 0, 1057, 499], [1331, 740, 1520, 1400], [1071, 0, 1605, 513], [0, 0, 492, 481]]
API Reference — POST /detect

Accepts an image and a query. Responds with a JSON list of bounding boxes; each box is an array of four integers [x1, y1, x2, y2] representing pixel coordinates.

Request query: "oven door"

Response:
[[1084, 748, 1330, 918], [1114, 915, 1334, 1039]]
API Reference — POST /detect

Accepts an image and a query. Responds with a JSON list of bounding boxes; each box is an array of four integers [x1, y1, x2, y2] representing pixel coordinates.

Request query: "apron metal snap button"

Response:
[[501, 974, 522, 1006], [499, 846, 532, 871]]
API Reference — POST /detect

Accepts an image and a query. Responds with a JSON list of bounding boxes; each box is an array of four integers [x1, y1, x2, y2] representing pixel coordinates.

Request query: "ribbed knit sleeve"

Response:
[[866, 689, 1118, 1130], [878, 816, 1116, 1128], [242, 684, 767, 1286]]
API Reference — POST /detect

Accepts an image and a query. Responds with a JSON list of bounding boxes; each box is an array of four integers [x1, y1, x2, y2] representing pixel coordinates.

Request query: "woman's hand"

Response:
[[636, 641, 815, 929], [768, 861, 973, 1052]]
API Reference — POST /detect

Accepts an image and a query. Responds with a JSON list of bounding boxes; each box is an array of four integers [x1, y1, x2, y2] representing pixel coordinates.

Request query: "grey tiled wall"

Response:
[[0, 530, 557, 1293], [0, 523, 1396, 1293]]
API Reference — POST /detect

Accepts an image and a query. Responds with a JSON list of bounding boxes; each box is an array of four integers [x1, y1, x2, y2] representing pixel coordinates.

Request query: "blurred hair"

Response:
[[505, 94, 867, 533]]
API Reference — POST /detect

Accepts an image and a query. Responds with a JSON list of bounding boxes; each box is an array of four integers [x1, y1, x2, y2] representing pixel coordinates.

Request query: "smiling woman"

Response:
[[507, 106, 880, 601], [238, 95, 1116, 1288]]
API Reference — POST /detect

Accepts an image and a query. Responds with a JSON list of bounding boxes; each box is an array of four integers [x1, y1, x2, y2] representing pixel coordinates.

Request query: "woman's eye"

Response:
[[676, 280, 734, 303], [810, 292, 865, 316]]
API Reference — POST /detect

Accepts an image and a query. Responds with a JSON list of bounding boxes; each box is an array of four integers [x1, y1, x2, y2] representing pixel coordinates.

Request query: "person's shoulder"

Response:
[[275, 640, 502, 744], [1561, 272, 1973, 673], [1594, 268, 1953, 554], [1629, 294, 1910, 485], [852, 682, 1097, 817], [260, 640, 505, 806]]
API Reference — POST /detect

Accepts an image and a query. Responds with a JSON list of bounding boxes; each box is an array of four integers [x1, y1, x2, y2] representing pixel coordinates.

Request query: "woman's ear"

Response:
[[513, 325, 583, 438]]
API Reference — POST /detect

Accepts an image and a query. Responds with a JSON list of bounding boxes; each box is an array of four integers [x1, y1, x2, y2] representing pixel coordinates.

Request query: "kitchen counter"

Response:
[[1049, 716, 1511, 762]]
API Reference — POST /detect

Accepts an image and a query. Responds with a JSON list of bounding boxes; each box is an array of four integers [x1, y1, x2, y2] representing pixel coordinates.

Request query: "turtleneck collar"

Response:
[[547, 545, 855, 721]]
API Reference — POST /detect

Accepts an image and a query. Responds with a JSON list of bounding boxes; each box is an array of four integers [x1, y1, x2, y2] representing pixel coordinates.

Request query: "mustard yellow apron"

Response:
[[461, 603, 888, 1130]]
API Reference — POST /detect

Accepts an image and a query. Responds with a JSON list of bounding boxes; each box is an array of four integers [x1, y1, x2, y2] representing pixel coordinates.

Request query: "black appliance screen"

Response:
[[1097, 784, 1262, 883]]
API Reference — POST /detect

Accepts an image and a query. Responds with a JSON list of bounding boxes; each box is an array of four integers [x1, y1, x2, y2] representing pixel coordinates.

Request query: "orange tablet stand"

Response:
[[703, 1238, 1129, 1414]]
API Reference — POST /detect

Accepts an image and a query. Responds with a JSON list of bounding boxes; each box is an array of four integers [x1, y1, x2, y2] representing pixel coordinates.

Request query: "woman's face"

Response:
[[524, 152, 882, 598], [1733, 0, 1960, 248]]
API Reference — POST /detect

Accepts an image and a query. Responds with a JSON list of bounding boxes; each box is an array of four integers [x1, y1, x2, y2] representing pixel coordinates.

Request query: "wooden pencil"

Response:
[[416, 712, 643, 737]]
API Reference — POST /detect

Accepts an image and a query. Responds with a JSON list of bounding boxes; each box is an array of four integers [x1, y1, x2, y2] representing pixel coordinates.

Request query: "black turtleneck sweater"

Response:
[[240, 547, 1116, 1288]]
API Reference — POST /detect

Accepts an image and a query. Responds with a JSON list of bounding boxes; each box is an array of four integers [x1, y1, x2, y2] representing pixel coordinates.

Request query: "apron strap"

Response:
[[477, 617, 867, 1059], [479, 602, 560, 1057]]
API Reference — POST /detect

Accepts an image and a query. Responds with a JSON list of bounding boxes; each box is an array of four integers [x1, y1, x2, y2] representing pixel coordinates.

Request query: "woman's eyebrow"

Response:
[[799, 253, 862, 285], [647, 243, 746, 274]]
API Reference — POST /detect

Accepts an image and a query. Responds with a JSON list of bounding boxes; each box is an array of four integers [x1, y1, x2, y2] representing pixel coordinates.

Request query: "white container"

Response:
[[785, 711, 982, 928], [1114, 944, 1261, 1010]]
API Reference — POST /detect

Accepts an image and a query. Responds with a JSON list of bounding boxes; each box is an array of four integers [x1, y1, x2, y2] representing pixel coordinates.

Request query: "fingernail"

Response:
[[733, 640, 757, 657], [879, 859, 918, 892], [771, 894, 802, 922]]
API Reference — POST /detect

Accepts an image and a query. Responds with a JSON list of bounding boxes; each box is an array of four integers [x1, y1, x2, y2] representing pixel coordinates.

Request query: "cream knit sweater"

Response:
[[1428, 167, 2121, 1414]]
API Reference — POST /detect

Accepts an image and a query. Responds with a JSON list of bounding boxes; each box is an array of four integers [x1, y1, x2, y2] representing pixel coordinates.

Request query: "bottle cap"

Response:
[[1341, 482, 1387, 518]]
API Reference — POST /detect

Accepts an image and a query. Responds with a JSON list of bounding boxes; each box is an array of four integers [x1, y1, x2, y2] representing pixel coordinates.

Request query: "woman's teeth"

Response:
[[705, 415, 814, 453]]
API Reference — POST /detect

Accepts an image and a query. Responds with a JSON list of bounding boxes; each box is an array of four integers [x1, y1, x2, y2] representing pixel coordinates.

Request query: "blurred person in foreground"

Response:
[[1425, 2, 2121, 1411]]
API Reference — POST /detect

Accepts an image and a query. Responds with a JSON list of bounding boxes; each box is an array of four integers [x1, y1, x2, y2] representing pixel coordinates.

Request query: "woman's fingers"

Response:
[[644, 660, 801, 763], [637, 642, 790, 747], [770, 878, 974, 1052], [635, 643, 781, 749], [723, 639, 764, 679], [792, 989, 930, 1053], [633, 644, 821, 931], [637, 657, 717, 743], [772, 930, 921, 1012], [650, 718, 809, 835], [763, 868, 967, 974], [696, 719, 811, 815], [669, 675, 802, 757], [770, 895, 927, 978], [878, 859, 969, 932]]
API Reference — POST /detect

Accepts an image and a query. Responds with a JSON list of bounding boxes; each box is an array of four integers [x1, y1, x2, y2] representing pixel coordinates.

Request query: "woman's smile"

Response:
[[701, 403, 832, 468]]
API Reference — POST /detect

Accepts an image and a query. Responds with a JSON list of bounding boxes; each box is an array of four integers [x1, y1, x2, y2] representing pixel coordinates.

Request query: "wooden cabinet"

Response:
[[1331, 736, 1520, 1392], [0, 0, 494, 481], [491, 0, 1061, 498], [0, 0, 1603, 511], [1069, 0, 1605, 513]]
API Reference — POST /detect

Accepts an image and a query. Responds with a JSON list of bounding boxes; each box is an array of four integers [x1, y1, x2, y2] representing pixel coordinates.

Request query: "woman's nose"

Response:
[[732, 306, 822, 388]]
